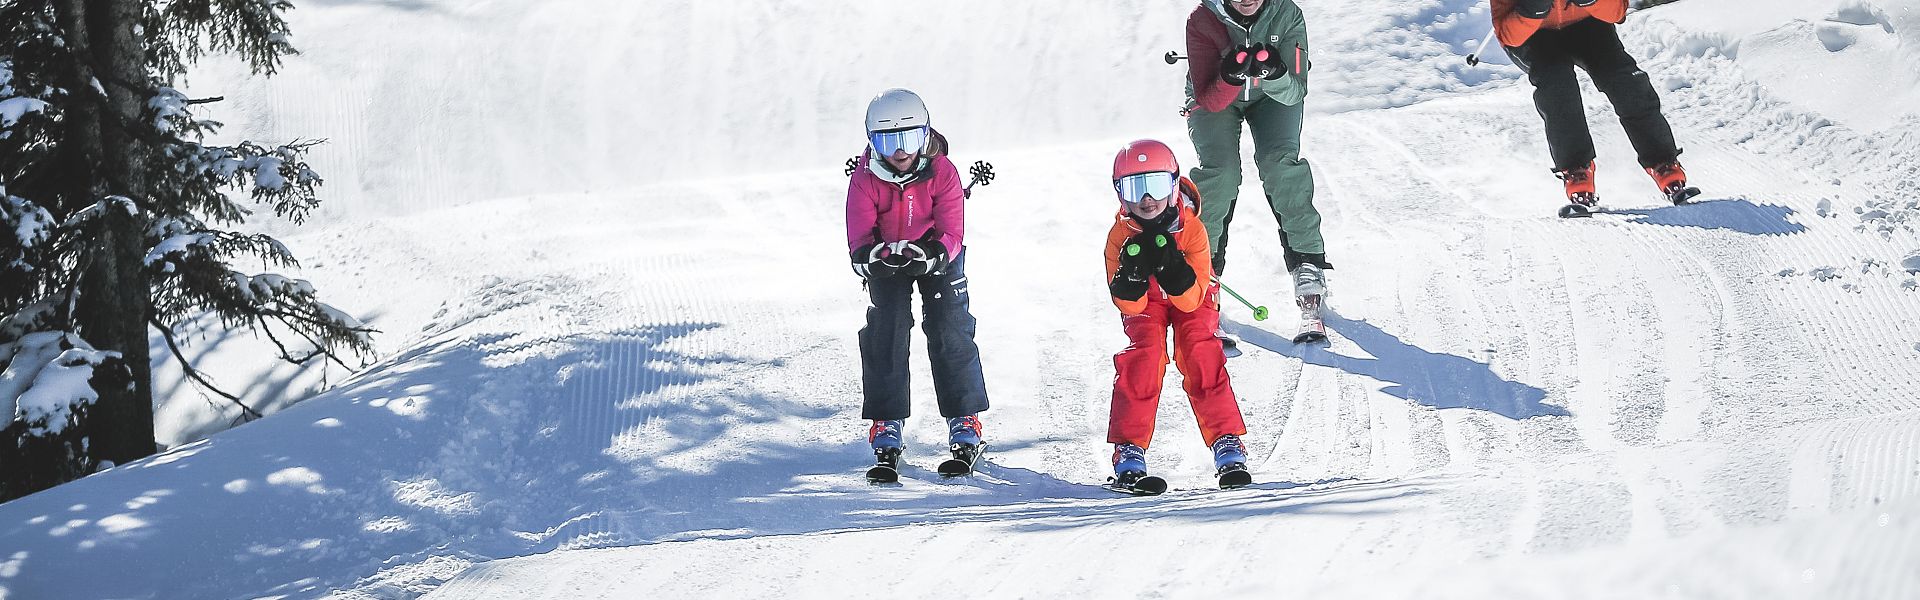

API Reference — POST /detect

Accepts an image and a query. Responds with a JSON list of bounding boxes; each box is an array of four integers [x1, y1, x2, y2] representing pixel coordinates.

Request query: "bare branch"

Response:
[[149, 317, 262, 420]]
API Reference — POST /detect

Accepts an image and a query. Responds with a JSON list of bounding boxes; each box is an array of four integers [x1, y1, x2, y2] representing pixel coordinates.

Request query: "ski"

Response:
[[866, 447, 902, 484], [937, 442, 986, 477], [1106, 472, 1169, 496], [1217, 328, 1243, 358], [1564, 186, 1699, 218], [1217, 463, 1253, 489], [1292, 293, 1327, 344], [1666, 186, 1702, 205]]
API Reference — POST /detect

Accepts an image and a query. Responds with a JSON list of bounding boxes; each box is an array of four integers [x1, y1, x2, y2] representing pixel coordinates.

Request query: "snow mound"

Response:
[[1650, 0, 1920, 133]]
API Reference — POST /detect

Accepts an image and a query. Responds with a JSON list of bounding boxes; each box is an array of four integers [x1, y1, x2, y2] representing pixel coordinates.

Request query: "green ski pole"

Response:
[[1214, 277, 1269, 321]]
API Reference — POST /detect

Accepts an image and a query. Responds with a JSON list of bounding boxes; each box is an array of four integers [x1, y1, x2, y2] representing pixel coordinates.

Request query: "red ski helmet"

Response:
[[1112, 139, 1181, 207], [1112, 139, 1179, 180]]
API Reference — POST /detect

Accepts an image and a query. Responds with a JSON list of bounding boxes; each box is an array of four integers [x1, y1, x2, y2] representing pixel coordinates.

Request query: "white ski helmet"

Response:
[[864, 88, 930, 133]]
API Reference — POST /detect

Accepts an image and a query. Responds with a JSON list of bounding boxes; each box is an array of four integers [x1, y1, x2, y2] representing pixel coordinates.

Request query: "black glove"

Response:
[[1157, 247, 1197, 296], [894, 237, 948, 278], [1109, 266, 1150, 301], [1110, 234, 1162, 301], [887, 229, 948, 278], [852, 243, 897, 280], [1122, 231, 1174, 267], [1517, 0, 1552, 18], [1245, 43, 1284, 80], [1571, 0, 1600, 6], [1217, 43, 1254, 85]]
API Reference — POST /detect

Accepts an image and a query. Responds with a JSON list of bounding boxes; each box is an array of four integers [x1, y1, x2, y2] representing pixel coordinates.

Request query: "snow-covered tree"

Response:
[[1, 0, 371, 501]]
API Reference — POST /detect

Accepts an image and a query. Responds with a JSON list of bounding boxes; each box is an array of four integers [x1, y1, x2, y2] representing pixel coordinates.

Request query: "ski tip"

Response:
[[866, 466, 900, 484], [1291, 331, 1328, 344], [1558, 203, 1596, 218], [1218, 469, 1253, 489], [1135, 476, 1169, 495], [936, 460, 975, 478], [1106, 474, 1169, 496], [1671, 187, 1703, 205]]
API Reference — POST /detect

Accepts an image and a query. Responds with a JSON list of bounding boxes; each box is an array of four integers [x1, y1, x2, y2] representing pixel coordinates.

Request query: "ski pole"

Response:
[[963, 160, 995, 199], [1466, 27, 1497, 66], [1164, 51, 1187, 64], [1213, 277, 1268, 321]]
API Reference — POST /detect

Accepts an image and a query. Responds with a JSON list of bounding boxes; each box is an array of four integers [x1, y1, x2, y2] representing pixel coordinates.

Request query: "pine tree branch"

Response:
[[275, 316, 361, 373], [258, 305, 378, 337], [148, 317, 262, 420], [259, 320, 326, 365]]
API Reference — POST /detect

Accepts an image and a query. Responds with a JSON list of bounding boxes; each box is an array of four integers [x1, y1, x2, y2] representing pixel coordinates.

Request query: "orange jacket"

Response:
[[1105, 192, 1214, 316], [1492, 0, 1628, 48]]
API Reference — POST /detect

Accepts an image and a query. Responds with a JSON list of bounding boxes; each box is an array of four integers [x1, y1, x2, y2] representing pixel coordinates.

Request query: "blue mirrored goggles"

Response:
[[869, 126, 929, 157], [1114, 171, 1177, 206]]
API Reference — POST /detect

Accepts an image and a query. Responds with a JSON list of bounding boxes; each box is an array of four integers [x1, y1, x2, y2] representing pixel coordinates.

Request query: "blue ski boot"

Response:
[[939, 415, 986, 477], [1108, 443, 1166, 495], [1212, 434, 1252, 488], [865, 419, 904, 484]]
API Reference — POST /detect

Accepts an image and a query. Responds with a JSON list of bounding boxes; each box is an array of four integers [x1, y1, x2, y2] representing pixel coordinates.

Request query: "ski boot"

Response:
[[1107, 443, 1167, 495], [1555, 161, 1599, 218], [1291, 263, 1329, 344], [865, 419, 904, 484], [939, 415, 986, 477], [1645, 159, 1701, 205], [1211, 434, 1252, 489]]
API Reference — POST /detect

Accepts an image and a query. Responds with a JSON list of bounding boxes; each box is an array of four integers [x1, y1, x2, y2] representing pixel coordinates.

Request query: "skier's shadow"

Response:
[[1229, 312, 1566, 420], [1602, 197, 1805, 236]]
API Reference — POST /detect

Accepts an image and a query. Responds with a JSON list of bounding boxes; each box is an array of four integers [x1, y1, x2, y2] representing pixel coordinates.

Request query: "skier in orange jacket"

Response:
[[1493, 0, 1700, 217], [1102, 139, 1252, 493]]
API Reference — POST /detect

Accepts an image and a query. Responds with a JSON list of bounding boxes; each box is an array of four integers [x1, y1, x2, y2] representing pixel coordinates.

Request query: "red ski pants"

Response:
[[1108, 285, 1246, 450]]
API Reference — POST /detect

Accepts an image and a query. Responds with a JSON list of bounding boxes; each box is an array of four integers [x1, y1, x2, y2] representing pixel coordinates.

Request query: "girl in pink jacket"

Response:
[[846, 89, 989, 482]]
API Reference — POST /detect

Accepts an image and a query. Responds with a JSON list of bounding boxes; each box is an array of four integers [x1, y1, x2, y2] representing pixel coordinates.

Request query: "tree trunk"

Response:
[[62, 0, 155, 465]]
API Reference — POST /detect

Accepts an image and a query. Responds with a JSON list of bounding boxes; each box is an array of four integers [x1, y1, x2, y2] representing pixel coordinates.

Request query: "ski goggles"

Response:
[[1114, 171, 1177, 206], [869, 126, 929, 157]]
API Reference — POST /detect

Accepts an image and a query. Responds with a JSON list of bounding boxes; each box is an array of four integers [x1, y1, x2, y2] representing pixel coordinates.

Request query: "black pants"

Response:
[[1504, 18, 1678, 171], [859, 250, 990, 421]]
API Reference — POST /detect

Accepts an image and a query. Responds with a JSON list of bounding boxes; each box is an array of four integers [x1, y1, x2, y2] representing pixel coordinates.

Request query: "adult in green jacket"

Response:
[[1184, 0, 1329, 286]]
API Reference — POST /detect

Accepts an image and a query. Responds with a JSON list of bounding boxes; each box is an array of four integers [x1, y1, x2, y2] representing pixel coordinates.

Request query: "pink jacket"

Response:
[[845, 151, 966, 256]]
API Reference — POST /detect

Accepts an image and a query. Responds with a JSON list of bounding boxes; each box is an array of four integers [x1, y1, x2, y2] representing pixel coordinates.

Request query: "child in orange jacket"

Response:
[[1492, 0, 1700, 216], [1103, 139, 1251, 492]]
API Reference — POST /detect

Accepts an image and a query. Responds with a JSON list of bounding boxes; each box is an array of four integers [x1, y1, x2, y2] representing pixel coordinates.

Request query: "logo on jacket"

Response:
[[1269, 35, 1279, 43]]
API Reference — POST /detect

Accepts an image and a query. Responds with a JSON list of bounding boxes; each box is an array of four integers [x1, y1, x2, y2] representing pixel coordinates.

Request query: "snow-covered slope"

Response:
[[5, 1, 1920, 598]]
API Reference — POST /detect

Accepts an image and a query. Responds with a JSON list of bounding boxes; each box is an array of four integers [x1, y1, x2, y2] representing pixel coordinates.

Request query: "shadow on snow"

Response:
[[2, 321, 1417, 600], [1228, 311, 1566, 420], [1604, 197, 1806, 236]]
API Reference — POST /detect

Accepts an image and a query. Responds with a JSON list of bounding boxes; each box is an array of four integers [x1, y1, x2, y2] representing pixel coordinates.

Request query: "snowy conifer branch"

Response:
[[146, 90, 326, 225], [157, 0, 299, 77]]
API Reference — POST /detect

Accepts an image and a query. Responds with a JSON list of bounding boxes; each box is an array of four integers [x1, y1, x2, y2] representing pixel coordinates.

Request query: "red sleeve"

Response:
[[930, 157, 965, 253], [1591, 0, 1628, 24], [1492, 0, 1545, 48], [1186, 7, 1241, 114]]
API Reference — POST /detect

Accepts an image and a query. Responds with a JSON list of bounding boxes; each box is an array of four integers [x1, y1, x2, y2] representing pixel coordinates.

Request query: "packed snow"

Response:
[[3, 0, 1918, 599]]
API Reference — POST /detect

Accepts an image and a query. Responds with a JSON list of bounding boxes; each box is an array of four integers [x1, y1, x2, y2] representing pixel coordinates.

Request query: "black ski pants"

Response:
[[859, 250, 989, 421], [1504, 18, 1679, 171]]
